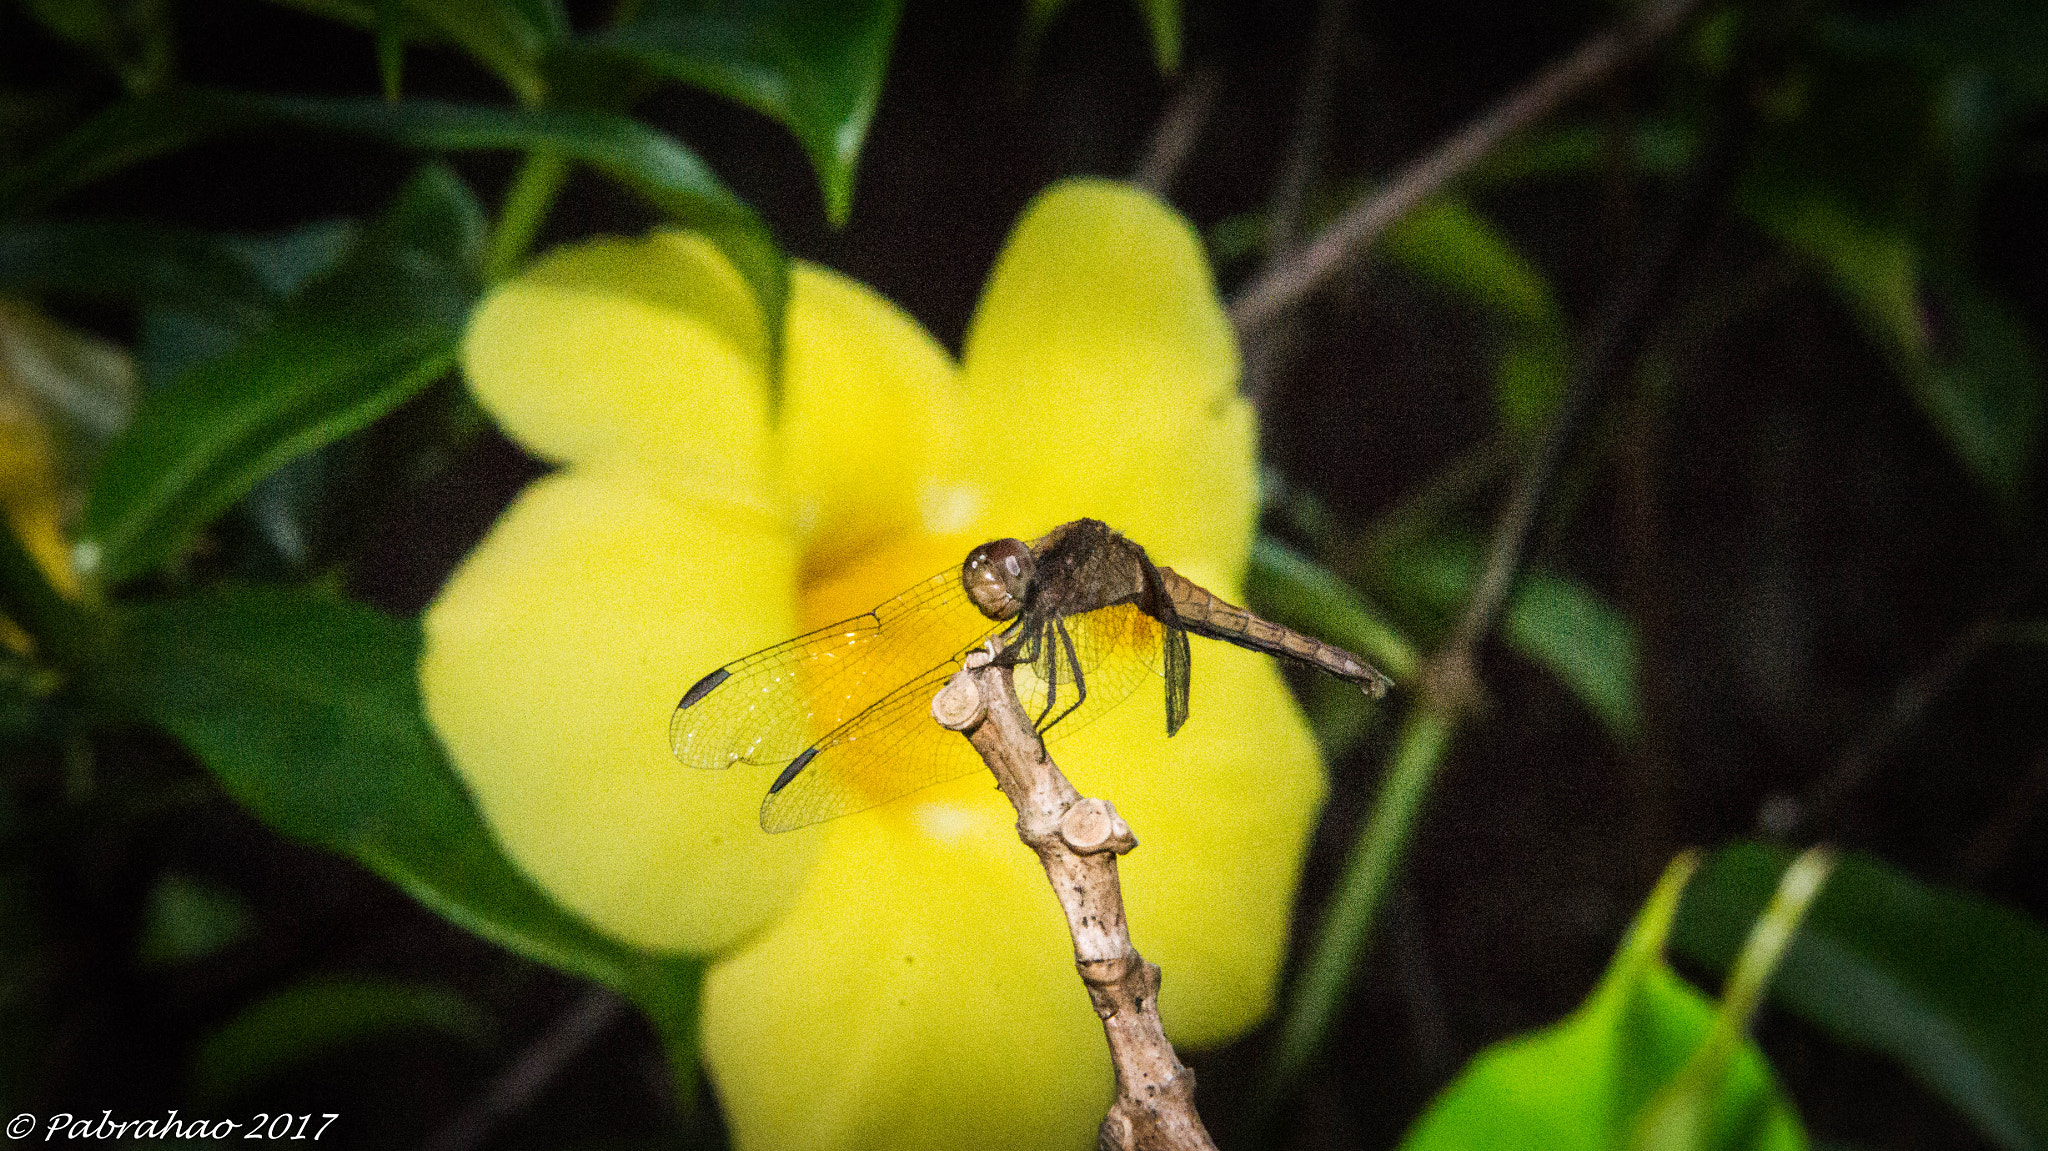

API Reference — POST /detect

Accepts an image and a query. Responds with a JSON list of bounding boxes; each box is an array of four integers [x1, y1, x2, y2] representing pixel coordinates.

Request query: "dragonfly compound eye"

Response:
[[962, 537, 1034, 620]]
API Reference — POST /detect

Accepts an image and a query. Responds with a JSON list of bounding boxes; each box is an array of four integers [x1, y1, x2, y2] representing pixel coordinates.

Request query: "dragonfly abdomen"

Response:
[[1157, 567, 1390, 697]]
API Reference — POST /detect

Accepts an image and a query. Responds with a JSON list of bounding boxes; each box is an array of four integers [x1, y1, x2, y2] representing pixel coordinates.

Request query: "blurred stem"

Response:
[[0, 519, 95, 674], [1229, 0, 1705, 337], [1132, 67, 1221, 198], [1256, 706, 1454, 1113], [417, 990, 624, 1151], [1625, 847, 1834, 1151], [484, 149, 569, 284], [1242, 0, 1352, 412]]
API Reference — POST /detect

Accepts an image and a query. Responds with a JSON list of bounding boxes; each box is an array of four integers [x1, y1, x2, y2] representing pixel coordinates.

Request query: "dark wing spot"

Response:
[[677, 667, 731, 709], [769, 746, 821, 795]]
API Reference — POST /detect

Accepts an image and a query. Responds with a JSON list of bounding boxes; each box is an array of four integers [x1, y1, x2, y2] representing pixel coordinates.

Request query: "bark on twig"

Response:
[[1227, 0, 1704, 339], [932, 647, 1215, 1151]]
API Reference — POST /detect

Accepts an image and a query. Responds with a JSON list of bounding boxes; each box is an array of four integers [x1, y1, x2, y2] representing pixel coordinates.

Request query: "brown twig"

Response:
[[1227, 0, 1705, 339], [932, 647, 1215, 1151], [1132, 67, 1222, 199]]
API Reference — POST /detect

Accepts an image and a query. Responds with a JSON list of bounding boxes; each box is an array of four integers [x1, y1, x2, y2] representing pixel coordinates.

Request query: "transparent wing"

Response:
[[668, 566, 1002, 771], [759, 602, 1173, 832]]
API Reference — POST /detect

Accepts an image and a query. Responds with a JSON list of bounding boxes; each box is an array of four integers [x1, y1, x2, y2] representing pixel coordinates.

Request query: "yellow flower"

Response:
[[419, 179, 1328, 1150]]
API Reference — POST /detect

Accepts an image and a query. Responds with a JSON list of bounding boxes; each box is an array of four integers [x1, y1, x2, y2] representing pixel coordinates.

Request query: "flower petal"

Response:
[[420, 466, 819, 953], [701, 797, 1112, 1151], [462, 232, 774, 509], [779, 265, 984, 605], [959, 179, 1255, 572], [699, 622, 1326, 1147]]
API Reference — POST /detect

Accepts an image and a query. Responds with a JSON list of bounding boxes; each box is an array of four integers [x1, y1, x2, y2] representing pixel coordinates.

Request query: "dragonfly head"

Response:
[[962, 537, 1034, 620]]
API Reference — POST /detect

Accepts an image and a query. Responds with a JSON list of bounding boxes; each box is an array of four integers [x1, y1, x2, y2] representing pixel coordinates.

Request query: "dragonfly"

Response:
[[670, 519, 1391, 832]]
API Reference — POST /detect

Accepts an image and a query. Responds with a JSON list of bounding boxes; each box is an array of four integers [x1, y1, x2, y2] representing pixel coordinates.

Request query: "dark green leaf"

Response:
[[259, 0, 562, 101], [1386, 539, 1642, 744], [133, 220, 360, 388], [395, 0, 566, 103], [0, 220, 279, 330], [22, 0, 175, 94], [1381, 196, 1570, 438], [1400, 855, 1807, 1151], [108, 587, 706, 1064], [1248, 537, 1418, 681], [1674, 843, 2048, 1151], [1744, 168, 2040, 504], [137, 873, 253, 966], [1, 89, 788, 345], [1025, 0, 1180, 75], [564, 0, 904, 225], [189, 975, 492, 1102], [376, 0, 408, 100], [78, 166, 481, 585], [1245, 538, 1413, 755]]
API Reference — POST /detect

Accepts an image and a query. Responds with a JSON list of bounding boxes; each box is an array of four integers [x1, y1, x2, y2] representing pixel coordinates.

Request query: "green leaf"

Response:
[[396, 0, 566, 104], [1381, 196, 1570, 438], [1386, 539, 1642, 744], [1399, 855, 1807, 1151], [1674, 843, 2048, 1151], [137, 873, 254, 966], [0, 219, 282, 329], [1, 89, 788, 348], [260, 0, 562, 102], [76, 166, 481, 586], [1025, 0, 1180, 75], [1743, 187, 2040, 503], [108, 587, 707, 1068], [1248, 537, 1418, 681], [565, 0, 904, 225], [22, 0, 176, 95], [1245, 537, 1414, 756], [189, 975, 493, 1102]]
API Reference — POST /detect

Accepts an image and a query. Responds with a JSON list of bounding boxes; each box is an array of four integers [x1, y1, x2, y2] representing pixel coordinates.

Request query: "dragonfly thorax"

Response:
[[962, 537, 1034, 621]]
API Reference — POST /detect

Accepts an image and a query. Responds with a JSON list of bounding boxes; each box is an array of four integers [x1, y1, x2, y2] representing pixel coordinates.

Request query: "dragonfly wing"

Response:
[[760, 603, 1172, 833], [758, 663, 987, 832], [669, 567, 1001, 771], [1014, 601, 1171, 739]]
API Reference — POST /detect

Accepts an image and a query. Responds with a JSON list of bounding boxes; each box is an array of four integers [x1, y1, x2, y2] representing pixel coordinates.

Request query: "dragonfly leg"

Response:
[[1039, 618, 1089, 733], [1034, 622, 1061, 729]]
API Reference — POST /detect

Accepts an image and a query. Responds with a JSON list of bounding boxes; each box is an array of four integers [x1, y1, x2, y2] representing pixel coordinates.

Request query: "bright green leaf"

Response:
[[77, 166, 481, 586], [1674, 843, 2048, 1151], [565, 0, 904, 225], [107, 587, 707, 1075], [0, 89, 788, 349], [1400, 854, 1807, 1151], [1386, 539, 1641, 744], [189, 975, 493, 1102]]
